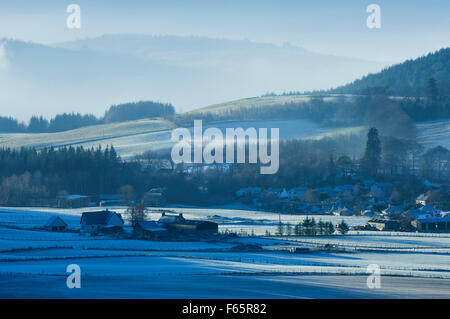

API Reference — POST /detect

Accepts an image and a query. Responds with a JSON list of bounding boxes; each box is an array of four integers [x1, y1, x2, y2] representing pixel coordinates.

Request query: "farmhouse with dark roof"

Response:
[[80, 210, 124, 234]]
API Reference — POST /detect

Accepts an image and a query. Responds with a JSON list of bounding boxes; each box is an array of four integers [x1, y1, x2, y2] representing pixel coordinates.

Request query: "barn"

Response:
[[158, 213, 218, 236], [367, 218, 400, 231], [412, 217, 450, 232]]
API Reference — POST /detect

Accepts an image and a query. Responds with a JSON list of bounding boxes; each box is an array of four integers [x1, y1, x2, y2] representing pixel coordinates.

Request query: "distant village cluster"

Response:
[[235, 179, 450, 233], [48, 177, 450, 237]]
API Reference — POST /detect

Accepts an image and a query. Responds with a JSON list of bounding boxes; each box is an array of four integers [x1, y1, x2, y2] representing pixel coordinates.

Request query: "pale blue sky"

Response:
[[0, 0, 449, 62]]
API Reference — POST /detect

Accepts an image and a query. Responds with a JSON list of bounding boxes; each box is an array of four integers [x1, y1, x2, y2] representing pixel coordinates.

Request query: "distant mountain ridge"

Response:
[[331, 47, 450, 97], [0, 34, 386, 121], [52, 34, 311, 60]]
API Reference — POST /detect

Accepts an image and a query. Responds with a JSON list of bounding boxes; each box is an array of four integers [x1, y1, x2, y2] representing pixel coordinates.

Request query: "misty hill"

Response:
[[332, 47, 450, 96], [179, 94, 353, 126], [182, 48, 450, 133], [186, 94, 321, 115], [179, 91, 449, 141], [0, 35, 386, 121]]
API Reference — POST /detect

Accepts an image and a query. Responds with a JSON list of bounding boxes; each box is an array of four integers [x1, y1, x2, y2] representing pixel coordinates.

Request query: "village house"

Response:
[[416, 190, 441, 207], [382, 204, 404, 216], [416, 193, 431, 206], [419, 205, 440, 217], [278, 188, 289, 199], [368, 186, 386, 202], [80, 210, 124, 234], [44, 216, 68, 232]]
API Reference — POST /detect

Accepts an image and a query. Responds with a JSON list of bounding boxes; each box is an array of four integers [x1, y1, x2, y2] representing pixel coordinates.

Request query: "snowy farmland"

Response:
[[417, 119, 450, 150], [0, 119, 176, 159], [0, 206, 449, 298], [0, 118, 364, 159]]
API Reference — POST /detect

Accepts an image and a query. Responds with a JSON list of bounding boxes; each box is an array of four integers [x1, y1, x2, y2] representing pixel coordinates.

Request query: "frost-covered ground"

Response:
[[0, 207, 449, 298], [0, 119, 364, 159], [1, 118, 447, 160], [2, 274, 448, 299], [417, 119, 450, 150]]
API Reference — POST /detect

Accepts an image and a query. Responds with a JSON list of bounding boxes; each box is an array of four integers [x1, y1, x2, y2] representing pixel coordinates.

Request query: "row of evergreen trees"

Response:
[[27, 113, 101, 133], [276, 218, 350, 236], [103, 101, 175, 123], [0, 113, 101, 133], [0, 145, 221, 206], [0, 146, 128, 205]]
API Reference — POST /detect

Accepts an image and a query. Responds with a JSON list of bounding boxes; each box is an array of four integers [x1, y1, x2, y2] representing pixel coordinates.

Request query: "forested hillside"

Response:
[[332, 48, 450, 97], [103, 101, 175, 123], [180, 48, 450, 127]]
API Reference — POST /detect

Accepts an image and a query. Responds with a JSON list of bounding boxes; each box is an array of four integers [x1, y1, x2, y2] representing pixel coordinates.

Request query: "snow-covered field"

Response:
[[0, 206, 449, 298], [417, 119, 450, 150], [0, 119, 175, 159], [0, 118, 364, 159]]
